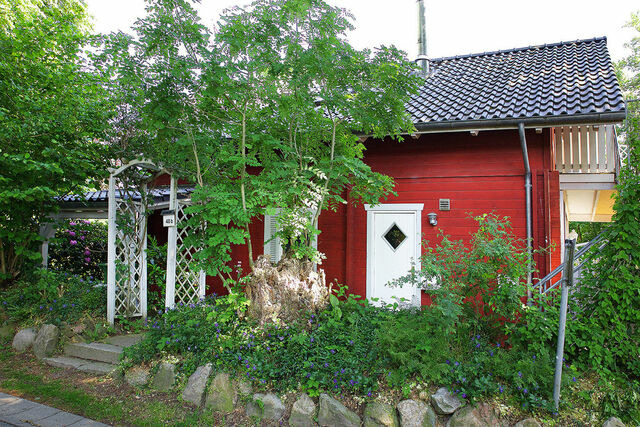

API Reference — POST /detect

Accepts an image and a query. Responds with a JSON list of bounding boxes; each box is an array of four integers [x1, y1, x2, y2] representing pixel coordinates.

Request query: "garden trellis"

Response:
[[106, 162, 204, 325], [164, 177, 205, 308], [107, 159, 161, 324]]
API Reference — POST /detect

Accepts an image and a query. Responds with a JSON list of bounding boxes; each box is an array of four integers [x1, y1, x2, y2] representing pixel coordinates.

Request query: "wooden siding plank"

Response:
[[605, 126, 615, 171], [562, 127, 572, 173], [589, 126, 597, 173], [580, 126, 589, 172], [598, 126, 607, 171]]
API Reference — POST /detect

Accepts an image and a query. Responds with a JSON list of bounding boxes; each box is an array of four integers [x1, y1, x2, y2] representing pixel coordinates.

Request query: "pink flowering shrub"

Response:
[[49, 219, 107, 280]]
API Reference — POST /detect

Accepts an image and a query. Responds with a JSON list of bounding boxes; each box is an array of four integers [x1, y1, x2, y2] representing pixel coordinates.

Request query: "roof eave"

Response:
[[412, 111, 627, 134]]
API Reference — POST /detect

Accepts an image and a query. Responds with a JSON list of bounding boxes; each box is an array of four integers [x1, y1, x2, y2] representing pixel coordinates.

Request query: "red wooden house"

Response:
[[217, 37, 627, 304], [57, 37, 626, 310]]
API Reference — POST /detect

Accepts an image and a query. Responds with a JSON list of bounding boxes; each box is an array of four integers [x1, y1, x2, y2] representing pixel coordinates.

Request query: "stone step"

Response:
[[64, 342, 123, 364], [104, 333, 144, 348], [43, 356, 118, 376]]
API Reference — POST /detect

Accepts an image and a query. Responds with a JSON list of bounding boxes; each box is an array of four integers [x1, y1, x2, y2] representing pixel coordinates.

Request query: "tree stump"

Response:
[[246, 255, 329, 325]]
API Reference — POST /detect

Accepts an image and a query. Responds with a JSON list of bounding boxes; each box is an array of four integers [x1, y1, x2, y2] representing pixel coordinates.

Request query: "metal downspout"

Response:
[[518, 123, 533, 304]]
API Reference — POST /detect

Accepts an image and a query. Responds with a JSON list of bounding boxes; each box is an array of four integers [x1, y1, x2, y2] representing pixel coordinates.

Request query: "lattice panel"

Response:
[[174, 200, 204, 305], [114, 198, 145, 317]]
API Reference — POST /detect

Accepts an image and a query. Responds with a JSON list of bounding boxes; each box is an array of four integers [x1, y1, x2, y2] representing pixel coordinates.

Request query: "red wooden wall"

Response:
[[326, 128, 561, 299], [149, 128, 562, 301]]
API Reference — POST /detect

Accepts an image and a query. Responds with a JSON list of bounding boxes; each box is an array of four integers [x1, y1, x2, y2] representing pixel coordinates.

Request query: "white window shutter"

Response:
[[263, 212, 283, 263]]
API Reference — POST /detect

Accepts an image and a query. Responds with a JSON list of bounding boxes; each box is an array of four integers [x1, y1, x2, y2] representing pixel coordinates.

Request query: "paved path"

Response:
[[0, 392, 109, 427]]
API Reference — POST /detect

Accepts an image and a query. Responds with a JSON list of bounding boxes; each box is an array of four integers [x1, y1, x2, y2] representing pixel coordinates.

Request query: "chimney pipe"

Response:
[[416, 0, 429, 76]]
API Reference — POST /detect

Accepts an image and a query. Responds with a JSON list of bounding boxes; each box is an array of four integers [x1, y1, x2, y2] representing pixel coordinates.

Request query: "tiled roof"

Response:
[[408, 37, 626, 130]]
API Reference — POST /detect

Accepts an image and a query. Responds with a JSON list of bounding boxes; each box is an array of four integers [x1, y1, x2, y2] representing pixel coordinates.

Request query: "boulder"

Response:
[[430, 387, 462, 415], [446, 405, 506, 427], [0, 324, 14, 339], [318, 393, 361, 427], [151, 362, 176, 392], [125, 366, 150, 387], [289, 393, 317, 427], [205, 372, 237, 414], [234, 378, 252, 397], [515, 419, 541, 427], [364, 401, 398, 427], [33, 324, 59, 359], [446, 407, 484, 427], [246, 393, 285, 421], [181, 363, 212, 407], [396, 399, 436, 427], [12, 328, 36, 352], [603, 417, 626, 427]]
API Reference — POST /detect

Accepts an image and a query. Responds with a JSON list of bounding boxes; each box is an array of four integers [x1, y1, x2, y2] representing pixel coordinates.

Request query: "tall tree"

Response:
[[190, 0, 421, 277], [0, 0, 111, 285], [103, 0, 420, 285]]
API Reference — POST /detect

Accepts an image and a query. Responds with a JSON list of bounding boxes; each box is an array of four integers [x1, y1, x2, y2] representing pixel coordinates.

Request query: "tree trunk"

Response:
[[245, 255, 329, 325]]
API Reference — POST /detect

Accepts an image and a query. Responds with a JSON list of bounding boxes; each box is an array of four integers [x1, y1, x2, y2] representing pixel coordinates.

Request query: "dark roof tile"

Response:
[[409, 37, 625, 128]]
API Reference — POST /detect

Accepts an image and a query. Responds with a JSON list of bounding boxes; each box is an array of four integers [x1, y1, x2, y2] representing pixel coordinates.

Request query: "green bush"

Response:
[[377, 294, 461, 385], [389, 213, 532, 342], [124, 286, 389, 396], [48, 220, 107, 281], [0, 269, 105, 325]]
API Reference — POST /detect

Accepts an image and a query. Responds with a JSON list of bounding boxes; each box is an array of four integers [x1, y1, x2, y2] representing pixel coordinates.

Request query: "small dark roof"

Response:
[[408, 37, 626, 131], [59, 187, 193, 207]]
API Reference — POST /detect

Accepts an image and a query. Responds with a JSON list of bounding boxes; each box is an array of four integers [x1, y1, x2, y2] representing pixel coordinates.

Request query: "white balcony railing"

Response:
[[553, 125, 620, 174]]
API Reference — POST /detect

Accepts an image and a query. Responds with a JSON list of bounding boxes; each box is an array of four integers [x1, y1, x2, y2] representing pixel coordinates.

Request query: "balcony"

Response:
[[552, 125, 624, 223]]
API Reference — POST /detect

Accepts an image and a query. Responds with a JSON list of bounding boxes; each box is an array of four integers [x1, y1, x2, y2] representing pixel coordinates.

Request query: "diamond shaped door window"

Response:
[[383, 223, 407, 251]]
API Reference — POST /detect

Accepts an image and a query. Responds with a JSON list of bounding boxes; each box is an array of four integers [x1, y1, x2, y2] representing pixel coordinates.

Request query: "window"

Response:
[[263, 208, 318, 264]]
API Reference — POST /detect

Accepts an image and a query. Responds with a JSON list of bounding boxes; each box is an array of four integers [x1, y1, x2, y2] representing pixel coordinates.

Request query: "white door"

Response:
[[365, 204, 423, 307]]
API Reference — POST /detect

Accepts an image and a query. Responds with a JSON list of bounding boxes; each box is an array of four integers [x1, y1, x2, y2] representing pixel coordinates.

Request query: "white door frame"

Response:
[[364, 203, 424, 306]]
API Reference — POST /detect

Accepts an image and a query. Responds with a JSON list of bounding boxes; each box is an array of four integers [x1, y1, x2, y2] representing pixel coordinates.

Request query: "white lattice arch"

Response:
[[165, 177, 205, 308], [107, 159, 161, 325]]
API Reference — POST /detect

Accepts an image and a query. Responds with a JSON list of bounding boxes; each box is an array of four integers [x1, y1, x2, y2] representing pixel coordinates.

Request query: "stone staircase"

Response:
[[43, 334, 144, 375]]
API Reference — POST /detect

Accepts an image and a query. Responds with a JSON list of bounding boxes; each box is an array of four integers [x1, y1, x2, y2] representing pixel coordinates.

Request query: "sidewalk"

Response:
[[0, 392, 109, 427]]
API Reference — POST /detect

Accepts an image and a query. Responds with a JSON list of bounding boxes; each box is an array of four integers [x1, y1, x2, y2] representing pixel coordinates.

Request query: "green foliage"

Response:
[[377, 293, 461, 384], [569, 100, 640, 383], [596, 377, 640, 422], [146, 236, 167, 315], [99, 0, 420, 277], [0, 269, 105, 325], [125, 286, 388, 396], [568, 221, 607, 243], [390, 213, 532, 340], [0, 0, 111, 284], [48, 220, 107, 281]]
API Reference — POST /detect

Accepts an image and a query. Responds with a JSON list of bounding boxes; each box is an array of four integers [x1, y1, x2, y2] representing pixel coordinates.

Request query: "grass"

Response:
[[0, 340, 220, 426]]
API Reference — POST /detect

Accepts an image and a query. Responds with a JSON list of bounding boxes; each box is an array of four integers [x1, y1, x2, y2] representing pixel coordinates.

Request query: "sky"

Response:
[[85, 0, 639, 62]]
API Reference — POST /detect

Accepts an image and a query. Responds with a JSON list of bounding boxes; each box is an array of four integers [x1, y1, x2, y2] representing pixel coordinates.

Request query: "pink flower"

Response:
[[70, 240, 77, 245], [85, 257, 91, 263], [83, 220, 90, 225], [84, 250, 91, 255], [80, 235, 85, 240], [69, 231, 76, 237], [69, 221, 77, 226]]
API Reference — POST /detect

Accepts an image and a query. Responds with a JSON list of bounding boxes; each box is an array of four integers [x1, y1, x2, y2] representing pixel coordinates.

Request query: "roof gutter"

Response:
[[412, 111, 627, 134], [518, 123, 533, 305]]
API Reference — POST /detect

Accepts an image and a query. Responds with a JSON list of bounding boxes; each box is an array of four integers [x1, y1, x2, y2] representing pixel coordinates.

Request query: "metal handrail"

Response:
[[532, 230, 608, 295]]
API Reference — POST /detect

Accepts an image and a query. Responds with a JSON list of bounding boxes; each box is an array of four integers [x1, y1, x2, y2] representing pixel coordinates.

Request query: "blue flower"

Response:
[[518, 371, 522, 378], [572, 376, 577, 382]]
